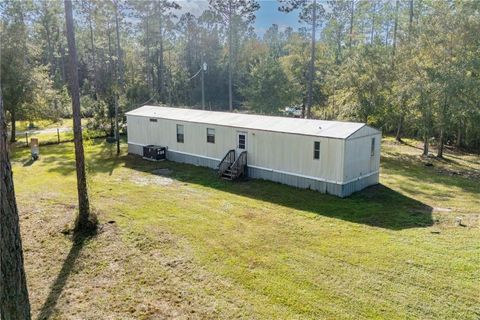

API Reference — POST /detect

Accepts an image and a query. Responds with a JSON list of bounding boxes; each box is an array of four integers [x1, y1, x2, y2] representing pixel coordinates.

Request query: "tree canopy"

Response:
[[0, 0, 479, 153]]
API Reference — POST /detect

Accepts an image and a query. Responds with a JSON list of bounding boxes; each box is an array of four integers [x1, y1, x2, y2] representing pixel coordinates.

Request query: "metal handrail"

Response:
[[218, 149, 235, 176]]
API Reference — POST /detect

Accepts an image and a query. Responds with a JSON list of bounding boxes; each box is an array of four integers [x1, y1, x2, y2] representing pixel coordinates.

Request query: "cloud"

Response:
[[174, 0, 210, 17]]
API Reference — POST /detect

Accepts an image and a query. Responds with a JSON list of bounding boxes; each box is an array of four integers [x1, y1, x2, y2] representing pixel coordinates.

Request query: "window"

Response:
[[176, 124, 184, 143], [314, 141, 320, 160], [238, 133, 246, 149], [371, 137, 375, 156], [207, 128, 215, 143], [149, 118, 158, 122]]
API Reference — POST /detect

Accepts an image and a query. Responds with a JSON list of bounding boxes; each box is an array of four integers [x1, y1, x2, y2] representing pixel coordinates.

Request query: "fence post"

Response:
[[25, 132, 28, 147], [57, 128, 60, 144]]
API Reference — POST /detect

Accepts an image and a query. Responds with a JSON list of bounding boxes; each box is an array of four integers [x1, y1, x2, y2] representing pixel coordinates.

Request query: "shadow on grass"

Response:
[[123, 155, 434, 230], [381, 152, 479, 194], [36, 230, 96, 320], [23, 158, 35, 167], [28, 140, 438, 230], [33, 139, 125, 176]]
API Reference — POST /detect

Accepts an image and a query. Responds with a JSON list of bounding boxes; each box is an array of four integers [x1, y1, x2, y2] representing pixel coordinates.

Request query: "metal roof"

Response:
[[126, 106, 369, 139]]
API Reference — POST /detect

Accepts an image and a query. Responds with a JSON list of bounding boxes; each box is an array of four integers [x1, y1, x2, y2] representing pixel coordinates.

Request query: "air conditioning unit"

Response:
[[142, 145, 166, 161]]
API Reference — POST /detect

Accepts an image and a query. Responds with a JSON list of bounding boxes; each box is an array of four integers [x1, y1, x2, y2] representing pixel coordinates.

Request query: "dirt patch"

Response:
[[132, 175, 174, 186], [116, 171, 174, 186], [18, 197, 250, 319]]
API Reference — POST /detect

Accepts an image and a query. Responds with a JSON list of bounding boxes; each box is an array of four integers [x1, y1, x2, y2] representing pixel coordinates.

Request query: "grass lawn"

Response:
[[13, 118, 101, 147], [11, 137, 480, 319]]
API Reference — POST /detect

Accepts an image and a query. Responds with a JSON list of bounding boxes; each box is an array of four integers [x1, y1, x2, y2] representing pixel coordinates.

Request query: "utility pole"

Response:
[[201, 62, 207, 110]]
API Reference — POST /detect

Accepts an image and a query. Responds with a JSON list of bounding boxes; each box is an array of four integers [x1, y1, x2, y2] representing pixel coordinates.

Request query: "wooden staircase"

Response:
[[218, 150, 247, 181]]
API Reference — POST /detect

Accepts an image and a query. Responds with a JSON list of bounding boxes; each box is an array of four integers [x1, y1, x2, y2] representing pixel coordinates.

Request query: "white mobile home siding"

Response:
[[126, 107, 381, 197]]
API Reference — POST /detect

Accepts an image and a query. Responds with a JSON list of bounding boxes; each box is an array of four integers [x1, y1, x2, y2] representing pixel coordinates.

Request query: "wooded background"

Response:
[[1, 0, 479, 155]]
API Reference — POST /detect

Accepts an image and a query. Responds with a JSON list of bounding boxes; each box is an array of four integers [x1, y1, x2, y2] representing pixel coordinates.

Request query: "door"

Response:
[[236, 131, 247, 153]]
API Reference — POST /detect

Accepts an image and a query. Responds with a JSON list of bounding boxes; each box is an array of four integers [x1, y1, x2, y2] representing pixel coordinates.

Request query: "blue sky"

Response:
[[176, 0, 303, 37], [255, 1, 302, 36]]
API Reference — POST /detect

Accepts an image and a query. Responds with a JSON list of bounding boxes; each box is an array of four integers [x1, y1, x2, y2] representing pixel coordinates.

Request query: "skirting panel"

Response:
[[128, 143, 378, 197], [341, 172, 379, 197], [128, 143, 143, 156], [248, 167, 378, 197], [166, 150, 220, 169]]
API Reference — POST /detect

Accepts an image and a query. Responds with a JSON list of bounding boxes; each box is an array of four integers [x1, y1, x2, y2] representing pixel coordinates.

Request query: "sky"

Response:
[[175, 0, 303, 37]]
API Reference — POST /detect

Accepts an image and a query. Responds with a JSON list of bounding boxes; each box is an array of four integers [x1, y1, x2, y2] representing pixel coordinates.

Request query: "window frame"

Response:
[[237, 132, 246, 150], [176, 124, 184, 143], [313, 141, 320, 160], [206, 128, 215, 144]]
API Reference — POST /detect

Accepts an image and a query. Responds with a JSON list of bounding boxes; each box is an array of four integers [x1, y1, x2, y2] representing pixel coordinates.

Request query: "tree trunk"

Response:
[[88, 2, 98, 99], [64, 0, 93, 232], [114, 2, 124, 88], [114, 95, 120, 155], [114, 1, 122, 155], [349, 0, 354, 48], [45, 24, 55, 77], [437, 92, 448, 158], [108, 23, 114, 76], [306, 0, 317, 119], [423, 134, 429, 156], [456, 122, 462, 148], [0, 84, 31, 320], [391, 0, 399, 69], [145, 17, 151, 89], [395, 114, 403, 142], [370, 2, 376, 44], [9, 108, 16, 143], [437, 127, 444, 158], [409, 0, 414, 38], [59, 30, 67, 82], [228, 1, 233, 112]]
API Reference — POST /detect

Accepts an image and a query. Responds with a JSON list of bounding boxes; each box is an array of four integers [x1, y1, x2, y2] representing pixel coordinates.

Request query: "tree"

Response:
[[0, 84, 31, 319], [64, 0, 95, 232], [242, 56, 293, 114], [209, 0, 260, 111], [279, 0, 325, 118], [0, 0, 33, 142]]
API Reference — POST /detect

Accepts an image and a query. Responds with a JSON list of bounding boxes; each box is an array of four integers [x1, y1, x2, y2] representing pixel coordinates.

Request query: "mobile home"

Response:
[[126, 106, 381, 197]]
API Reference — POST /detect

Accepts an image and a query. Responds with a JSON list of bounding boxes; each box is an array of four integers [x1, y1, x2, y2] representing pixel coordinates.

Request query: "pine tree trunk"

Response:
[[114, 2, 124, 88], [0, 84, 31, 320], [423, 134, 429, 156], [395, 114, 403, 142], [228, 1, 233, 112], [45, 25, 55, 77], [88, 3, 97, 99], [64, 0, 93, 231], [370, 2, 375, 43], [145, 18, 151, 89], [9, 108, 16, 143], [306, 0, 317, 119], [59, 35, 67, 82], [114, 1, 122, 155], [456, 124, 462, 148], [349, 0, 354, 48], [437, 127, 444, 158], [391, 0, 399, 69]]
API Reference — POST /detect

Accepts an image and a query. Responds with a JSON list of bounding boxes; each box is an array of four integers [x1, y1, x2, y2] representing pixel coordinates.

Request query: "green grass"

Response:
[[11, 137, 480, 319], [13, 118, 103, 147]]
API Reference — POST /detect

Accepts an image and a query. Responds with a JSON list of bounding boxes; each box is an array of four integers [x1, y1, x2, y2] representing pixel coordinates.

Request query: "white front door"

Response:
[[236, 131, 247, 153]]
